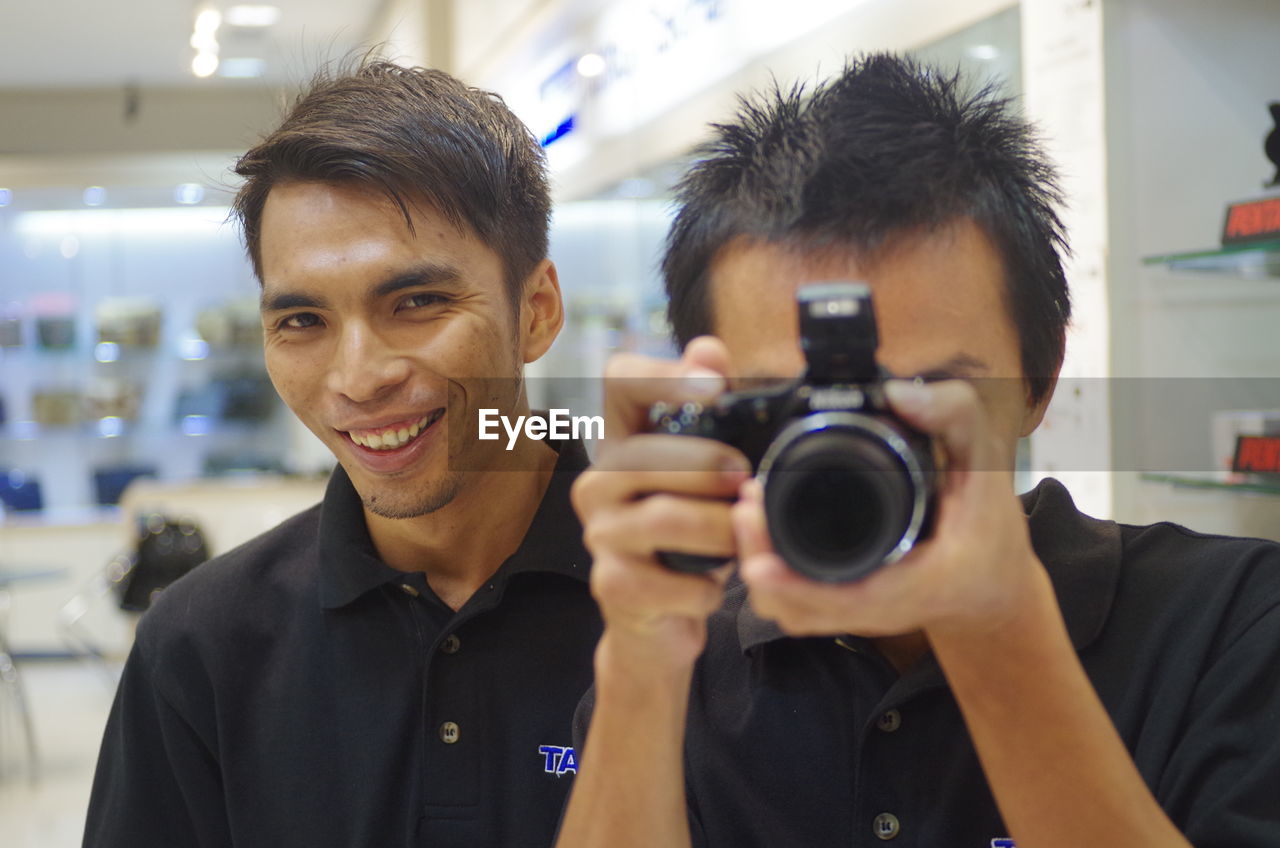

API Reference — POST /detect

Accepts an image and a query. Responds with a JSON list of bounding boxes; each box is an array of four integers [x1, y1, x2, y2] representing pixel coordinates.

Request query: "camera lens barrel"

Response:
[[758, 411, 933, 582]]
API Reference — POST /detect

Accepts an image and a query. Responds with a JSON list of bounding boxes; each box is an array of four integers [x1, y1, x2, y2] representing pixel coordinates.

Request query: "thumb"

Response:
[[682, 336, 733, 380]]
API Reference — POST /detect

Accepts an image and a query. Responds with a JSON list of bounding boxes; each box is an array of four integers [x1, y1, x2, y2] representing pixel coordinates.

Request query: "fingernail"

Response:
[[885, 379, 931, 413], [684, 367, 726, 397]]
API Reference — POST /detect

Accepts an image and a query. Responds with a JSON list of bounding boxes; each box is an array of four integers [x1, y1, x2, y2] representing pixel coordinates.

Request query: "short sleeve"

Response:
[[83, 637, 232, 848], [1157, 599, 1280, 847]]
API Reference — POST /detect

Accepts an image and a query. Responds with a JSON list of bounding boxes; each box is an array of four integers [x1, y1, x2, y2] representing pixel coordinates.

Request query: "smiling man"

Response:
[[84, 62, 601, 847], [557, 55, 1280, 848]]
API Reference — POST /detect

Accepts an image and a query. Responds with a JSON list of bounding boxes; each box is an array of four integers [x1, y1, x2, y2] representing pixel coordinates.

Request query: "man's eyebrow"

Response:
[[371, 263, 465, 300], [260, 290, 325, 313], [259, 263, 465, 313], [914, 353, 990, 381]]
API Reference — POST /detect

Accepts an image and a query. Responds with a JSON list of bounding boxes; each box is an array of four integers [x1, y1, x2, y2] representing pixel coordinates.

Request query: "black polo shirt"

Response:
[[577, 478, 1280, 847], [86, 440, 601, 848]]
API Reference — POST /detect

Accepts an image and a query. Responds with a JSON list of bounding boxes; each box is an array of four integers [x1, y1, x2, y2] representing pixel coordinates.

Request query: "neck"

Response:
[[365, 438, 560, 610]]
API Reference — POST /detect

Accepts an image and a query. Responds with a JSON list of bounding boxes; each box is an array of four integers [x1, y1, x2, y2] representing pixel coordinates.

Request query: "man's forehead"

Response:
[[704, 222, 1019, 381]]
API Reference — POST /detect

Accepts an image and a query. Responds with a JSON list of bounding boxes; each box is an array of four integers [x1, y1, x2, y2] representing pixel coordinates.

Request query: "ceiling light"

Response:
[[97, 417, 125, 439], [194, 8, 222, 34], [174, 183, 205, 205], [219, 58, 266, 78], [192, 51, 219, 78], [16, 207, 234, 236], [225, 5, 281, 27], [965, 44, 1000, 61], [576, 53, 606, 78], [190, 31, 220, 52]]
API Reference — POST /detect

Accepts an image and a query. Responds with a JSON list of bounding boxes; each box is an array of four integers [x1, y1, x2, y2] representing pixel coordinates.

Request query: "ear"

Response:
[[518, 258, 564, 364], [1018, 371, 1060, 437]]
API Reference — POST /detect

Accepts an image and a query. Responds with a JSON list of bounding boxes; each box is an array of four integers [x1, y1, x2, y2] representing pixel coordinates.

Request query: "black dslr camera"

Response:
[[651, 282, 935, 583]]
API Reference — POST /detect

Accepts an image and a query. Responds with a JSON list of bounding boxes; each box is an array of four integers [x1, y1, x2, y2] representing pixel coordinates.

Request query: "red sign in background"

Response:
[[1232, 434, 1280, 475], [1221, 196, 1280, 246]]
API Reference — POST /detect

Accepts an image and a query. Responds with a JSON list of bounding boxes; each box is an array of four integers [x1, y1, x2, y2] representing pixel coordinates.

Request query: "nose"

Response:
[[325, 321, 412, 403]]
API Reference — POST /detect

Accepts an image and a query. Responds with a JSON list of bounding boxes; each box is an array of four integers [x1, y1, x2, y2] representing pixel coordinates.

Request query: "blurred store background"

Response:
[[0, 0, 1277, 842]]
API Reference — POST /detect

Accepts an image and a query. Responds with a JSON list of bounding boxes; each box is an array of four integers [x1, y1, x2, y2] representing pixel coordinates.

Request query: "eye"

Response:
[[278, 312, 322, 330], [398, 292, 448, 311]]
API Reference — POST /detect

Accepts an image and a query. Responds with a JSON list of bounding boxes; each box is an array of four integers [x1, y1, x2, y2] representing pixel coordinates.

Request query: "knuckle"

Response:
[[582, 511, 624, 556], [637, 494, 683, 539], [570, 473, 596, 514]]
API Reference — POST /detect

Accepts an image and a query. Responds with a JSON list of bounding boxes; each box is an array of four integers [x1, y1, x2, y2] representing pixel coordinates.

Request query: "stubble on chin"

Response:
[[361, 469, 464, 519]]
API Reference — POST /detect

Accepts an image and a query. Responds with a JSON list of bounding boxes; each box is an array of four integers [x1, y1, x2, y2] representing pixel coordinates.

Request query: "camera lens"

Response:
[[761, 417, 928, 582]]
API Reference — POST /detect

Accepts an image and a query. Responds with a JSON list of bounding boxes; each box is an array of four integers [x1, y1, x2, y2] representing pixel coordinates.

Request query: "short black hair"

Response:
[[663, 53, 1070, 403], [232, 59, 550, 301]]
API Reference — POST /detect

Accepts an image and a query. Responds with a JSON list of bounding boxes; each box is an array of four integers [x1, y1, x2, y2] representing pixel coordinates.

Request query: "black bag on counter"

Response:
[[109, 513, 209, 612]]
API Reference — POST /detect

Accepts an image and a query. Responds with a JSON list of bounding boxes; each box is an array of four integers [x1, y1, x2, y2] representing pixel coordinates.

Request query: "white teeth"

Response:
[[349, 414, 434, 451]]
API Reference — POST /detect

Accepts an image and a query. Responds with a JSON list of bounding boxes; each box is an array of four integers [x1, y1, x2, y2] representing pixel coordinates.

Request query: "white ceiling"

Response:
[[0, 0, 388, 89]]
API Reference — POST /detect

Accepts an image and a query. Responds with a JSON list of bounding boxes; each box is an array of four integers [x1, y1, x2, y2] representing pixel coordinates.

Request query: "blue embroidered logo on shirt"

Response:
[[538, 744, 578, 776], [991, 839, 1017, 847]]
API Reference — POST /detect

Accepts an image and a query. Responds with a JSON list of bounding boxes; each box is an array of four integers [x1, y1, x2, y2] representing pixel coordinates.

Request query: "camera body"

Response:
[[651, 282, 935, 583]]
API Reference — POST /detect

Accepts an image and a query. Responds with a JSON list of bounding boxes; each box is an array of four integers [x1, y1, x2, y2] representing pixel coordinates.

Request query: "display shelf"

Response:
[[1140, 472, 1280, 496], [1141, 240, 1280, 277]]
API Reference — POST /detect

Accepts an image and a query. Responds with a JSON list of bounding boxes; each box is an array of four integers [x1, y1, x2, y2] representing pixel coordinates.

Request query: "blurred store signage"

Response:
[[1221, 196, 1280, 246], [1233, 435, 1280, 477], [517, 0, 861, 161]]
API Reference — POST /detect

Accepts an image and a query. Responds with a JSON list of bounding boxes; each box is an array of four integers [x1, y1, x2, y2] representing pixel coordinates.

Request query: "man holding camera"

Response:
[[557, 55, 1280, 847]]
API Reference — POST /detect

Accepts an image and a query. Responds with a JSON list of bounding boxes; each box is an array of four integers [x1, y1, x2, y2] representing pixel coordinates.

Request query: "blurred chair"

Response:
[[0, 564, 67, 783]]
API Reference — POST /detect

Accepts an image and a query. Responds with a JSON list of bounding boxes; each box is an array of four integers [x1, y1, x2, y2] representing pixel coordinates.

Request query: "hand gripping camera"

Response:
[[651, 282, 935, 583]]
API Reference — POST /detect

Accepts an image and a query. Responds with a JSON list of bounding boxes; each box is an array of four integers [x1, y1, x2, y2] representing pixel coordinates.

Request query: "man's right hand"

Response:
[[571, 336, 747, 671]]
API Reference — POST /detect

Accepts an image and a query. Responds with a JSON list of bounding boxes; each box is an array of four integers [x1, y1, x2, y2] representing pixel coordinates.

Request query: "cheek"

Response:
[[973, 381, 1032, 459], [264, 352, 313, 409], [429, 317, 521, 379]]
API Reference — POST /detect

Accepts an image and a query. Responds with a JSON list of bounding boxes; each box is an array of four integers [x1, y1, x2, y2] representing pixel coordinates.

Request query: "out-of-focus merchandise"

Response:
[[174, 370, 276, 423], [32, 387, 83, 426], [84, 376, 143, 420], [0, 302, 22, 348], [36, 316, 76, 350], [196, 297, 262, 349], [203, 451, 287, 476], [95, 296, 162, 347], [108, 512, 209, 612], [92, 465, 157, 506], [0, 468, 43, 512], [31, 292, 78, 350]]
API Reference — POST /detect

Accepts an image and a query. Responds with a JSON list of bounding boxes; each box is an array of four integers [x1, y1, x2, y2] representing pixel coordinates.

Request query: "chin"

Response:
[[360, 472, 463, 520]]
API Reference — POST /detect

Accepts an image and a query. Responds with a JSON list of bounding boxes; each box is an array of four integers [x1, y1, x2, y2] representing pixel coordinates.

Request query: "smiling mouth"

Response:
[[346, 408, 445, 451]]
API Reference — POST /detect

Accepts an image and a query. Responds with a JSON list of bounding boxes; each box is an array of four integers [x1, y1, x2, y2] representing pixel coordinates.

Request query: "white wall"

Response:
[[1104, 0, 1280, 536]]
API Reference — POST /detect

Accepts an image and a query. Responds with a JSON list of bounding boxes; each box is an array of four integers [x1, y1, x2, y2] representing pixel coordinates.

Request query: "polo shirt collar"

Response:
[[736, 476, 1123, 654], [317, 438, 592, 610]]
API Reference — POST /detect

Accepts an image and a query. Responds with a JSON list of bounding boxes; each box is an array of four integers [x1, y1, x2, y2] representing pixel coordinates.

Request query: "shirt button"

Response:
[[440, 634, 461, 654], [873, 812, 901, 840], [399, 583, 420, 598], [877, 709, 902, 733], [439, 721, 460, 744]]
